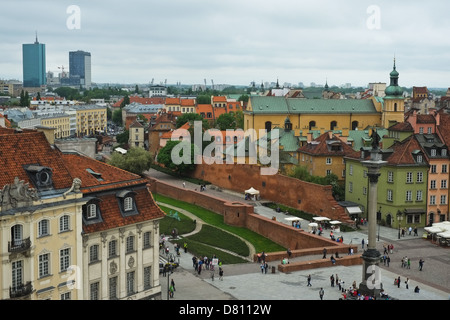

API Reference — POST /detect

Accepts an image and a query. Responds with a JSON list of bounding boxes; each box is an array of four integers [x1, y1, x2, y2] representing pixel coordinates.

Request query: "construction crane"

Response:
[[58, 65, 66, 78]]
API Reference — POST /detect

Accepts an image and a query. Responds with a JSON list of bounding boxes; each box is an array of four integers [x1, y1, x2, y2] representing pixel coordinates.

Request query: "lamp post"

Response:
[[397, 211, 403, 240], [358, 128, 386, 297], [377, 207, 381, 242], [166, 263, 173, 300]]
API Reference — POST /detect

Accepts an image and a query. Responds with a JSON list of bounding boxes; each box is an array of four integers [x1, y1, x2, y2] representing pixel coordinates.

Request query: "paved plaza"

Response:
[[147, 169, 450, 301]]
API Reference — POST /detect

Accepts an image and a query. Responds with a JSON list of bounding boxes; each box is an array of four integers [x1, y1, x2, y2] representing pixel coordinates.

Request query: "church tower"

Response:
[[382, 59, 405, 128]]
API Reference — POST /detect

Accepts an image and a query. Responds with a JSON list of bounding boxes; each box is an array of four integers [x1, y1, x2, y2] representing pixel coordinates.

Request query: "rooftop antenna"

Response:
[[35, 31, 39, 44]]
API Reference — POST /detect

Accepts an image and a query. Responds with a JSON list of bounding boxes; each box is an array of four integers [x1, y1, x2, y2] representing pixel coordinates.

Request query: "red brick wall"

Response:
[[190, 163, 351, 223], [147, 177, 349, 250]]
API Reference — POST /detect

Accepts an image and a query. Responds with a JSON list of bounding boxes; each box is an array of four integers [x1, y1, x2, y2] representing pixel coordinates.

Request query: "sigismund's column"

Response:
[[358, 129, 387, 297]]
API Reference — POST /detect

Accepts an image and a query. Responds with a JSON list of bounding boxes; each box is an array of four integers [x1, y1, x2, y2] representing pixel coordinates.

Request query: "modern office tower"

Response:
[[69, 50, 91, 89], [22, 34, 46, 87]]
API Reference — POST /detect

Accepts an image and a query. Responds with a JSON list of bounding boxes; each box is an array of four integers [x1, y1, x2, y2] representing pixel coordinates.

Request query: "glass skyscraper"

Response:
[[69, 50, 91, 89], [22, 35, 46, 87]]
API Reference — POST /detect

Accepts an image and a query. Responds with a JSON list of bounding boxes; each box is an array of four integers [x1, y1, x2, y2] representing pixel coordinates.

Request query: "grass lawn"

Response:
[[154, 193, 285, 254]]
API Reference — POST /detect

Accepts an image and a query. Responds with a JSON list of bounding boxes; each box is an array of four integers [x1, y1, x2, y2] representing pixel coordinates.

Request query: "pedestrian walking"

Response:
[[219, 267, 224, 281], [182, 182, 186, 188], [387, 255, 390, 267], [307, 274, 312, 286], [260, 263, 265, 274], [319, 288, 324, 300], [184, 242, 188, 253], [264, 262, 268, 274], [323, 247, 327, 259], [287, 248, 292, 258], [408, 226, 412, 235], [414, 227, 418, 236], [405, 278, 409, 289], [171, 279, 176, 292], [330, 274, 335, 287], [397, 276, 401, 288], [407, 258, 411, 269], [169, 284, 175, 298], [419, 258, 424, 271], [361, 238, 365, 250]]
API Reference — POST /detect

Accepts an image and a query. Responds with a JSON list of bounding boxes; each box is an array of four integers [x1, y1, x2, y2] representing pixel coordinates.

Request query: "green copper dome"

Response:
[[385, 59, 402, 98]]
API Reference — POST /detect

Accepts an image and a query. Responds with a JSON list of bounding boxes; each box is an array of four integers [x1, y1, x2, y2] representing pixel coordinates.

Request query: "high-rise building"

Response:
[[68, 50, 91, 89], [22, 34, 46, 88]]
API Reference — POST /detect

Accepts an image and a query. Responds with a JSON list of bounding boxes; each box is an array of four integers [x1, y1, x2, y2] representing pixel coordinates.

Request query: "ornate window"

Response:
[[38, 219, 50, 237]]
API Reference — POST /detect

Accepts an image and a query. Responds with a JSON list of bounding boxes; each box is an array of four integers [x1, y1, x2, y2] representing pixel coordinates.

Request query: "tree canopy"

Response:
[[107, 147, 152, 175], [157, 140, 198, 173]]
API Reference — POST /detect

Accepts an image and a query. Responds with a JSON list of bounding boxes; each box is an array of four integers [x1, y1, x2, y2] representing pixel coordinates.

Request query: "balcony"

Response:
[[9, 281, 33, 299], [8, 237, 31, 254]]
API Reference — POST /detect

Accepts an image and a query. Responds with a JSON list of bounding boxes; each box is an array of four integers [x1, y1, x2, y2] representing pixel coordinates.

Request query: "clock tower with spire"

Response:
[[382, 58, 405, 127]]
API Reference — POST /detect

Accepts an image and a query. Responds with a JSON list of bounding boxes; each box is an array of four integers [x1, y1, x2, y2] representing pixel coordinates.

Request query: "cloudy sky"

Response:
[[1, 0, 449, 88]]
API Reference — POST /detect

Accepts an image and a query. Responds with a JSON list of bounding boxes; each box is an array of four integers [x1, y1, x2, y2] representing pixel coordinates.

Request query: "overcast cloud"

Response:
[[1, 0, 449, 87]]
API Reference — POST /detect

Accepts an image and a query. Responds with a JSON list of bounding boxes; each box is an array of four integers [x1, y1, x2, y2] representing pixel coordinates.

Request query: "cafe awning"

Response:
[[346, 206, 362, 215], [404, 208, 426, 214]]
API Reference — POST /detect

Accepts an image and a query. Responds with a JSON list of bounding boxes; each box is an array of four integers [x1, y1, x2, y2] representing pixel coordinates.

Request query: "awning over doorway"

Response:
[[403, 208, 426, 214], [346, 206, 362, 215]]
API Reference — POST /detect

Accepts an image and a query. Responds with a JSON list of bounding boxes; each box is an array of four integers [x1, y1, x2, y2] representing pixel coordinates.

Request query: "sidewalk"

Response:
[[147, 169, 450, 300]]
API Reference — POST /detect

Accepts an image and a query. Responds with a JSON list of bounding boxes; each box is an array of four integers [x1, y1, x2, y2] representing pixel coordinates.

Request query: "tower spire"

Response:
[[35, 31, 39, 44]]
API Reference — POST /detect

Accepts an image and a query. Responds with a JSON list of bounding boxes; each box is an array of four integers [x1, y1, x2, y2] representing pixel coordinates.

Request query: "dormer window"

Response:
[[124, 197, 133, 212], [116, 190, 138, 216], [24, 165, 53, 190], [82, 199, 102, 224], [87, 204, 97, 218]]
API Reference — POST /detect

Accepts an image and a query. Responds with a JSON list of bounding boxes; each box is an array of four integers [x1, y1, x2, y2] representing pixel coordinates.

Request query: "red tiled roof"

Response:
[[298, 132, 359, 157], [416, 114, 436, 124], [0, 131, 74, 189], [82, 186, 165, 233], [212, 96, 227, 102], [437, 112, 450, 146], [181, 99, 195, 106], [165, 97, 181, 105], [386, 135, 423, 165], [389, 121, 414, 132], [61, 153, 144, 193]]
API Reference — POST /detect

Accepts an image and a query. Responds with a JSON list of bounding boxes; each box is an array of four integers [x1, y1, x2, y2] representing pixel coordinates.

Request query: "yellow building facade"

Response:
[[40, 114, 71, 139], [244, 63, 405, 139], [74, 105, 107, 136]]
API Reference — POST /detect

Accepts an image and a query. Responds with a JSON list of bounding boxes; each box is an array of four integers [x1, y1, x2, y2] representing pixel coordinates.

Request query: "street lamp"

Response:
[[397, 210, 403, 240], [166, 263, 173, 300], [377, 207, 381, 241]]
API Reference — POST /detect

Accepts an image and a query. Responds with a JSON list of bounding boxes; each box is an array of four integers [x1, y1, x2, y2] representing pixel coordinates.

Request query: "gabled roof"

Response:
[[298, 131, 359, 157], [0, 130, 74, 190], [385, 135, 426, 166], [416, 114, 436, 124], [165, 97, 181, 105], [82, 187, 165, 233], [181, 99, 195, 106]]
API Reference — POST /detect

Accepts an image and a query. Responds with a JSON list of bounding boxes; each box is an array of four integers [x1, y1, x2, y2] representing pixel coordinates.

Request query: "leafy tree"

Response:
[[120, 95, 130, 108], [216, 113, 237, 130], [238, 94, 249, 103], [157, 140, 198, 173], [196, 95, 211, 104], [175, 113, 209, 130], [112, 108, 123, 126], [108, 147, 152, 175], [116, 129, 129, 144]]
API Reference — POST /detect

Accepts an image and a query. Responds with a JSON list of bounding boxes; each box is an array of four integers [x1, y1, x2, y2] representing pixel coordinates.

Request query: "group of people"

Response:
[[192, 254, 223, 280], [400, 226, 419, 237]]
